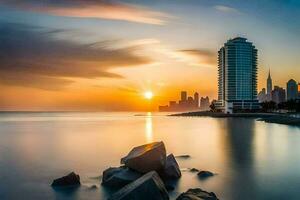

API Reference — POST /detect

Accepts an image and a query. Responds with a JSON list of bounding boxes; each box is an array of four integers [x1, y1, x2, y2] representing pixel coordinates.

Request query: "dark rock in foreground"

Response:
[[197, 171, 214, 179], [176, 188, 219, 200], [121, 141, 166, 173], [161, 154, 181, 179], [108, 171, 169, 200], [51, 172, 80, 187], [102, 166, 142, 188]]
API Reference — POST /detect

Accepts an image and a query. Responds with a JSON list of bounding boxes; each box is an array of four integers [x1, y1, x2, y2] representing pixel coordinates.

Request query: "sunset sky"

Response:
[[0, 0, 299, 111]]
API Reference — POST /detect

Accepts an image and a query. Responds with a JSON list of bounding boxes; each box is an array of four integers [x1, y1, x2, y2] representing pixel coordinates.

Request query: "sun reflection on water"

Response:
[[145, 112, 153, 142]]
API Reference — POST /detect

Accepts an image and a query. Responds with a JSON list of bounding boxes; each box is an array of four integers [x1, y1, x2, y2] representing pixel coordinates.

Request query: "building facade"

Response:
[[216, 37, 259, 113], [266, 70, 273, 101], [287, 79, 298, 100], [272, 86, 286, 104], [258, 88, 267, 103]]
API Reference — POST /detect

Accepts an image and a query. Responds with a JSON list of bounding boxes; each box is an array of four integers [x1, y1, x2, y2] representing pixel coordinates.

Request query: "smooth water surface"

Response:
[[0, 112, 300, 200]]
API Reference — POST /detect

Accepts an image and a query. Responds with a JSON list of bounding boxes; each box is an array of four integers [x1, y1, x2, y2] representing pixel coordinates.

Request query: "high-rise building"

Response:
[[266, 69, 272, 101], [194, 92, 199, 107], [200, 96, 210, 111], [180, 91, 187, 102], [298, 83, 300, 99], [258, 88, 267, 103], [216, 37, 259, 113], [287, 79, 298, 100], [272, 86, 286, 104]]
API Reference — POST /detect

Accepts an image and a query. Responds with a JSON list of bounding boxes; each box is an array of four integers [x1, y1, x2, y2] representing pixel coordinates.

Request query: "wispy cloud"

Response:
[[0, 23, 152, 90], [177, 49, 217, 67], [0, 0, 170, 25], [214, 5, 241, 14]]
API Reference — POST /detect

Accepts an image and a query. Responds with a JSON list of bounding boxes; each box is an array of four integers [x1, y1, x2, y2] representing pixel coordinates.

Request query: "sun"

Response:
[[144, 91, 153, 100]]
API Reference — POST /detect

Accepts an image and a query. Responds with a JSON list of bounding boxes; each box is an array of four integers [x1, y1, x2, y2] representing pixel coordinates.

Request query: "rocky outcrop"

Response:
[[51, 172, 80, 187], [108, 171, 169, 200], [121, 142, 166, 173], [197, 171, 214, 179], [161, 154, 181, 179], [176, 188, 219, 200], [102, 166, 142, 188]]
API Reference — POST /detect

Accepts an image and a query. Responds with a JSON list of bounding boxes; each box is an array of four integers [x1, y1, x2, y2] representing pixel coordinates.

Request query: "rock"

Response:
[[51, 172, 80, 187], [176, 188, 219, 200], [165, 184, 175, 191], [121, 142, 166, 173], [161, 154, 181, 179], [89, 185, 98, 190], [102, 166, 142, 188], [197, 171, 214, 179], [189, 168, 199, 173], [108, 171, 169, 200], [175, 155, 191, 159]]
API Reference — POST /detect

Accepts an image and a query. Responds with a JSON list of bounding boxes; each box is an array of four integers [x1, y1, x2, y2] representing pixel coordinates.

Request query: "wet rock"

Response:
[[51, 172, 80, 187], [108, 171, 169, 200], [161, 154, 181, 179], [197, 171, 214, 179], [175, 155, 191, 159], [89, 185, 98, 190], [165, 184, 175, 191], [121, 142, 166, 173], [176, 188, 219, 200], [102, 166, 142, 188], [189, 168, 199, 173]]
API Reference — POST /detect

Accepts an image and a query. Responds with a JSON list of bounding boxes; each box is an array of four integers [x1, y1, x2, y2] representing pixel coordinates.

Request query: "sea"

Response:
[[0, 112, 300, 200]]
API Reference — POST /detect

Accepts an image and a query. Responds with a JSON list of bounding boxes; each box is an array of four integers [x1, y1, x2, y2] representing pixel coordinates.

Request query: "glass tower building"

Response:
[[216, 37, 259, 113]]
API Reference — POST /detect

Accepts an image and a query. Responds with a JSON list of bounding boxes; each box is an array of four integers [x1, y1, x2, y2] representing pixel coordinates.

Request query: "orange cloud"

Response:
[[0, 0, 170, 25], [0, 23, 152, 90]]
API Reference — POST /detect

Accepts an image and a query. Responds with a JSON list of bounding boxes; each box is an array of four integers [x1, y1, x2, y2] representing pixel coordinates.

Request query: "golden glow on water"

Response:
[[145, 112, 153, 142]]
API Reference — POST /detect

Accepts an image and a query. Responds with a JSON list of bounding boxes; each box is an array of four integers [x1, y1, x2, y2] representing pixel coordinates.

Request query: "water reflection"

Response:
[[220, 118, 257, 200], [145, 112, 153, 142]]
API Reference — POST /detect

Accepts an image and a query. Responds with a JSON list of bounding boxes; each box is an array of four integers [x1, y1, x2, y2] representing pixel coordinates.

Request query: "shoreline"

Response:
[[170, 111, 300, 126]]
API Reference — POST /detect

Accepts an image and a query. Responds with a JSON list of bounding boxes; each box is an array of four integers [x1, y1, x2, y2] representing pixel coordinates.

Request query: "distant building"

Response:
[[266, 70, 273, 101], [287, 79, 298, 100], [258, 88, 267, 103], [180, 91, 187, 103], [271, 86, 286, 104], [216, 37, 259, 113], [194, 92, 199, 107], [298, 83, 300, 99], [159, 91, 201, 112], [200, 96, 210, 111]]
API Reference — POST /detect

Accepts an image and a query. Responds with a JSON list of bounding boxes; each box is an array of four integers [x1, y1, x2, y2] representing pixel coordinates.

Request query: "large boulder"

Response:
[[176, 188, 219, 200], [51, 172, 80, 187], [121, 142, 166, 173], [102, 166, 142, 188], [108, 171, 169, 200], [161, 154, 181, 179]]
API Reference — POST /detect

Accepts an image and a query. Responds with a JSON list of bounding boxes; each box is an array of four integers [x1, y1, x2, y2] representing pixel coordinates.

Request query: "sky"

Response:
[[0, 0, 299, 111]]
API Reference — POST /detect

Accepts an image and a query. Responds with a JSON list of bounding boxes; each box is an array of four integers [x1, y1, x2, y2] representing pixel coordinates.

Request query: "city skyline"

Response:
[[0, 0, 299, 111]]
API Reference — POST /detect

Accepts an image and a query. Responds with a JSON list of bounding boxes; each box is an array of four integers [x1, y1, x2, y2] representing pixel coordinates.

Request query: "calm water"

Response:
[[0, 112, 300, 200]]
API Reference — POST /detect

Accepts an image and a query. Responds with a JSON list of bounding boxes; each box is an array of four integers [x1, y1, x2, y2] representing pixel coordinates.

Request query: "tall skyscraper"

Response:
[[298, 83, 300, 99], [266, 69, 273, 101], [194, 92, 199, 107], [180, 91, 187, 102], [216, 37, 259, 113], [258, 88, 267, 103], [287, 79, 298, 100], [272, 86, 286, 104]]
